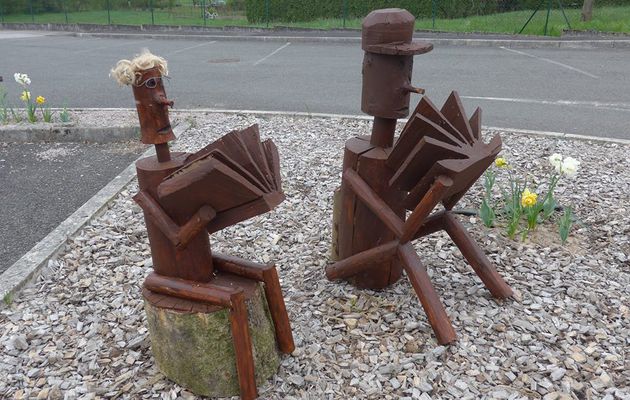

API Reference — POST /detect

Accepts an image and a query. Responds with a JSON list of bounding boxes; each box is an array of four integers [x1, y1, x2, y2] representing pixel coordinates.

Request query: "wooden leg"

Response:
[[397, 243, 457, 345], [325, 241, 399, 281], [261, 267, 295, 354], [214, 254, 295, 355], [229, 292, 258, 400], [443, 212, 513, 299]]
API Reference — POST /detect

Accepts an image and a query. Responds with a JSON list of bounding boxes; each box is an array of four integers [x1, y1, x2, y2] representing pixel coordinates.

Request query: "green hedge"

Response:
[[244, 0, 628, 23]]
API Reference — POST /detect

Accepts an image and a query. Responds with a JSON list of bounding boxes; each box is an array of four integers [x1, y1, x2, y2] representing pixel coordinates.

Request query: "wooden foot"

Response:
[[443, 212, 513, 299], [397, 243, 457, 345]]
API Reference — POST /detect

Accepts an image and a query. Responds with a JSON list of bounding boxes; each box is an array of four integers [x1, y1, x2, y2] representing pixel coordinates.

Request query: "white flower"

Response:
[[548, 153, 563, 172], [14, 73, 31, 86], [560, 157, 580, 178]]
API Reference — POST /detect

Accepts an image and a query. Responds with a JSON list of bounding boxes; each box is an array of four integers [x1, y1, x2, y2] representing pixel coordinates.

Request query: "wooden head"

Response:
[[131, 67, 176, 145]]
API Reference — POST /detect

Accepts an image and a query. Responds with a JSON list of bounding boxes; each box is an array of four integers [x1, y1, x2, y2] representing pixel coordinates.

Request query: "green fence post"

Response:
[[543, 0, 551, 36], [64, 0, 68, 23], [203, 0, 207, 26], [150, 0, 155, 25], [107, 0, 111, 24], [265, 0, 269, 28], [342, 0, 348, 28], [432, 0, 436, 29], [29, 0, 34, 23]]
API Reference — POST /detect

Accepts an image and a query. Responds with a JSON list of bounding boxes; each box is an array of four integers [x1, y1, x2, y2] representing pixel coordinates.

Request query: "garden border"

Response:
[[0, 124, 140, 143]]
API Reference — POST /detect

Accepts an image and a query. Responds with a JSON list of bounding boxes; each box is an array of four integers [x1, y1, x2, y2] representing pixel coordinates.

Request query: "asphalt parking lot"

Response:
[[1, 31, 629, 140]]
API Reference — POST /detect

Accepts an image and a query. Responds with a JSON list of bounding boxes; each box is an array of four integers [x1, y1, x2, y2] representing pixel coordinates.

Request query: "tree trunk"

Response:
[[142, 280, 281, 398], [581, 0, 594, 22]]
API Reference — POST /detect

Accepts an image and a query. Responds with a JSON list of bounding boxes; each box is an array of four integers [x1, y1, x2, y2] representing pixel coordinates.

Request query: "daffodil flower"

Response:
[[494, 157, 508, 168], [521, 188, 538, 208], [20, 90, 31, 102], [36, 96, 46, 105], [14, 73, 31, 86], [560, 157, 580, 178]]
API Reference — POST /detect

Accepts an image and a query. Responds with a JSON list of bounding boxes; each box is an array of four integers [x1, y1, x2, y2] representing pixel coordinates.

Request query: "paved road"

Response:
[[0, 141, 146, 274], [1, 31, 629, 140]]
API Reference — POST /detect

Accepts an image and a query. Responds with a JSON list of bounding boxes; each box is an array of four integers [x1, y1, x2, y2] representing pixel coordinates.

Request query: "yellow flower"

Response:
[[521, 188, 538, 208], [20, 90, 31, 102], [36, 96, 46, 105], [494, 157, 508, 168]]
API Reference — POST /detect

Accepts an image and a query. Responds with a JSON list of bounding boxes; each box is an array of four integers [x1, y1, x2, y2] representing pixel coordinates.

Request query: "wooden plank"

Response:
[[206, 192, 285, 234], [351, 147, 405, 288], [389, 136, 468, 191], [235, 125, 275, 190], [397, 243, 457, 345], [442, 212, 513, 299], [415, 96, 469, 144], [262, 139, 282, 191], [337, 137, 373, 262], [158, 158, 264, 215], [469, 107, 482, 140], [207, 149, 268, 192], [388, 114, 466, 171], [326, 240, 399, 281], [440, 91, 475, 144]]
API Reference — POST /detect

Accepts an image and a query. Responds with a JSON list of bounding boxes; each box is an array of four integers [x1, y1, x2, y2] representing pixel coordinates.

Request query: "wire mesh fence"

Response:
[[0, 0, 625, 36]]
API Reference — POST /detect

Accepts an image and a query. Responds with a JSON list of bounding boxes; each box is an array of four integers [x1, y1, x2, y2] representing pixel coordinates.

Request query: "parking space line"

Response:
[[253, 42, 291, 66], [500, 46, 599, 79], [74, 38, 153, 54], [165, 41, 217, 56], [462, 95, 630, 112]]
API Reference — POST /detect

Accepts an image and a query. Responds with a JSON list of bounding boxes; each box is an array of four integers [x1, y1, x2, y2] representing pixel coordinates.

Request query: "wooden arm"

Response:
[[343, 169, 404, 238], [400, 175, 452, 243], [134, 190, 216, 250]]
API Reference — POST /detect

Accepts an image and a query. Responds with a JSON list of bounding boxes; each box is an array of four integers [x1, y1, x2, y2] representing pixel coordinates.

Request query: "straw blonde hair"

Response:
[[110, 50, 168, 86]]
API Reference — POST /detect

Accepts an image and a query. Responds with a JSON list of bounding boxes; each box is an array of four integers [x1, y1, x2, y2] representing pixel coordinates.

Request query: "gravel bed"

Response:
[[1, 113, 628, 400]]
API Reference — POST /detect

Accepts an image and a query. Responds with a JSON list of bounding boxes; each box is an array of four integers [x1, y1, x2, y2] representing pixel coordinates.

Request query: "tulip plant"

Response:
[[479, 153, 579, 244]]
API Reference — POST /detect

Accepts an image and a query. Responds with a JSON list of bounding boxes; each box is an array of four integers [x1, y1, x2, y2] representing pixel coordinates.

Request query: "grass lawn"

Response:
[[1, 5, 629, 37]]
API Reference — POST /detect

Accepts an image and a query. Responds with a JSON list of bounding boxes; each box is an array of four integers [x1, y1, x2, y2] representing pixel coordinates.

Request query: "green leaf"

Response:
[[480, 199, 495, 227]]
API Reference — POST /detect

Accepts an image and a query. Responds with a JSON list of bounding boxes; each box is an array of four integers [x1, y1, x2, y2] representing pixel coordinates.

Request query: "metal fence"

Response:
[[0, 0, 619, 35]]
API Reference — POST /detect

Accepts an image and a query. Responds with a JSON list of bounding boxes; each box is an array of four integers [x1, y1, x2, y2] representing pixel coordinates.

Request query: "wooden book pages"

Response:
[[158, 124, 284, 231], [440, 91, 475, 145], [389, 136, 469, 191], [158, 156, 264, 216]]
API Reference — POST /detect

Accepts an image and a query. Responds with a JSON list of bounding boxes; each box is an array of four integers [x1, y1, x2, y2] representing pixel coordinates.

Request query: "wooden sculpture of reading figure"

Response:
[[112, 50, 294, 400], [329, 9, 514, 345]]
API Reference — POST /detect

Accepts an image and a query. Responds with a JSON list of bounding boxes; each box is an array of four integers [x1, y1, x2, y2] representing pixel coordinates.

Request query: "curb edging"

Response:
[[0, 122, 190, 307], [67, 31, 630, 49], [0, 125, 140, 143]]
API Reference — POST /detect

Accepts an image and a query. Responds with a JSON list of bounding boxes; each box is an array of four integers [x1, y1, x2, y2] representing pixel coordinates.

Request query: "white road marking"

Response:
[[253, 42, 291, 66], [166, 40, 217, 56], [462, 95, 630, 112], [74, 38, 153, 54], [0, 32, 48, 40], [500, 46, 600, 79]]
